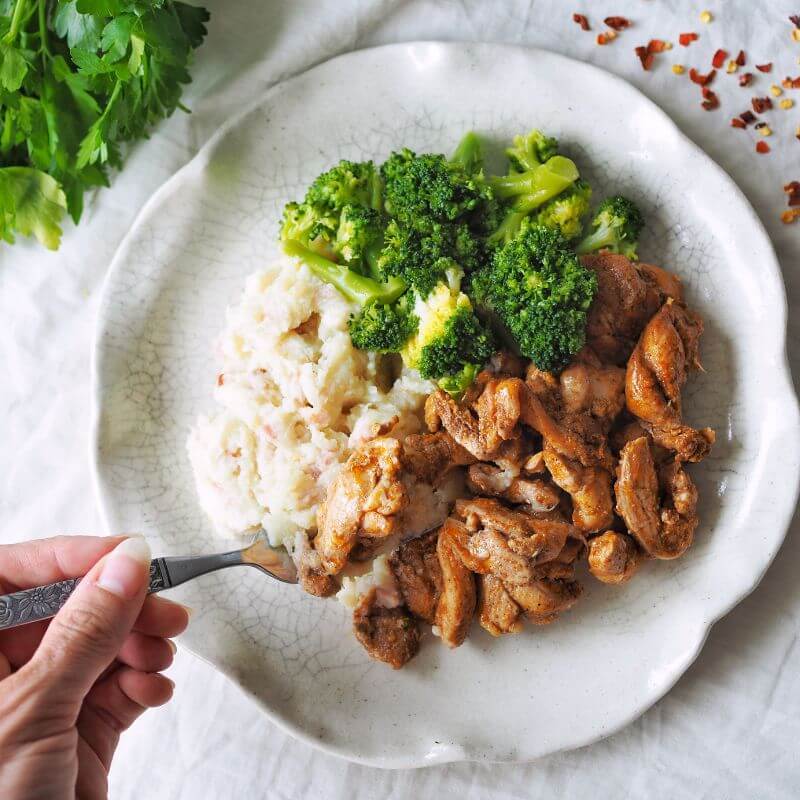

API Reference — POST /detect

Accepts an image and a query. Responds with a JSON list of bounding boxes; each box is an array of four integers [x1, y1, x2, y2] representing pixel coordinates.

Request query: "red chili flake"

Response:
[[754, 121, 768, 129], [573, 13, 590, 31], [782, 76, 800, 89], [604, 16, 630, 31], [635, 45, 654, 70], [756, 140, 770, 154], [790, 15, 800, 28], [739, 72, 753, 87], [679, 32, 699, 46], [648, 39, 667, 53], [597, 32, 611, 45], [730, 117, 746, 128], [217, 374, 225, 386], [789, 192, 800, 207], [701, 87, 719, 110], [712, 49, 728, 69], [736, 50, 746, 66], [689, 67, 716, 86], [752, 96, 772, 113], [784, 182, 800, 205], [783, 209, 800, 223], [740, 110, 757, 124], [756, 63, 773, 73]]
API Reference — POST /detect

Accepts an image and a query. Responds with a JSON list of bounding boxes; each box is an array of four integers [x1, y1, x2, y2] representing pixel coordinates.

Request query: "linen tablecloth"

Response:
[[2, 1, 799, 797]]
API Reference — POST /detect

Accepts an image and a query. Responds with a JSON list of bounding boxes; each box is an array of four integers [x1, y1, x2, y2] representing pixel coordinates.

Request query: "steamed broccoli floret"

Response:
[[333, 204, 385, 275], [280, 201, 338, 254], [576, 195, 643, 259], [471, 224, 597, 372], [306, 159, 382, 213], [437, 363, 480, 397], [377, 219, 483, 297], [381, 148, 493, 229], [531, 180, 592, 240], [450, 131, 484, 175], [505, 129, 560, 172], [488, 155, 579, 214], [348, 296, 418, 352], [401, 276, 494, 391], [283, 240, 406, 305]]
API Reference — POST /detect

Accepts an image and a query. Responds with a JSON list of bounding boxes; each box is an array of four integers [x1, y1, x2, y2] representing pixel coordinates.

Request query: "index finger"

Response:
[[0, 535, 127, 592]]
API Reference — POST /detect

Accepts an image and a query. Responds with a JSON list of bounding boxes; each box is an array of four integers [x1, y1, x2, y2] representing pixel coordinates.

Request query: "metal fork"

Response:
[[0, 538, 297, 631]]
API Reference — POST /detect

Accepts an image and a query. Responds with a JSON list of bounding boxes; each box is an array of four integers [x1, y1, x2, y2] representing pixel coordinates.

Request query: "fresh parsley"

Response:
[[0, 0, 209, 249]]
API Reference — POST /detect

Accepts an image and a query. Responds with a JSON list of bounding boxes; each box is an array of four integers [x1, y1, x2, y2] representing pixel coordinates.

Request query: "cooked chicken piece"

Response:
[[615, 437, 698, 559], [466, 464, 561, 513], [505, 575, 582, 625], [581, 252, 666, 365], [454, 498, 575, 571], [478, 573, 523, 636], [542, 445, 614, 533], [522, 451, 546, 474], [626, 300, 715, 462], [402, 431, 476, 484], [424, 377, 523, 461], [352, 589, 420, 669], [558, 361, 626, 427], [435, 521, 477, 647], [639, 263, 683, 302], [315, 437, 407, 574], [296, 543, 339, 597], [587, 531, 642, 584], [389, 529, 442, 623]]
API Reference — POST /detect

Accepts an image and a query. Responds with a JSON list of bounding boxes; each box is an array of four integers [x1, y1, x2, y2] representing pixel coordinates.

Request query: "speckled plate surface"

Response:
[[92, 43, 800, 767]]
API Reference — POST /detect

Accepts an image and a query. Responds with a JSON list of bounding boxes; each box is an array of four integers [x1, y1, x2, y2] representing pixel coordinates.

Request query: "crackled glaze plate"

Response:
[[92, 43, 800, 767]]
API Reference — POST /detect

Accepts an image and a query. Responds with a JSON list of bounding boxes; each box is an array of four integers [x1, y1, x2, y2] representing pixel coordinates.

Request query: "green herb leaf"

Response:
[[0, 166, 67, 249]]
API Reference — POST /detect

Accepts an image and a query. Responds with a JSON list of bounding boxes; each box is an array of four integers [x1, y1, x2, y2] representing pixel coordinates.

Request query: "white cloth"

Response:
[[2, 1, 799, 797]]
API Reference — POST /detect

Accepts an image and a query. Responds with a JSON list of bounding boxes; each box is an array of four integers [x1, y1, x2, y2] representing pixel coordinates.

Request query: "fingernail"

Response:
[[167, 639, 177, 655], [96, 537, 152, 599]]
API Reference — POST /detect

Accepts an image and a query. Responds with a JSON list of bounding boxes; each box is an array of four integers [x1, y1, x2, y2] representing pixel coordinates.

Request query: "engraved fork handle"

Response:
[[0, 551, 245, 631]]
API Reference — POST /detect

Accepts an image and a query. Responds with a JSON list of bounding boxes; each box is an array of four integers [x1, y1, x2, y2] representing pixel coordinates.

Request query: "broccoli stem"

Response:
[[487, 209, 527, 247], [488, 156, 578, 205], [283, 240, 406, 305], [575, 226, 614, 255], [450, 131, 483, 174]]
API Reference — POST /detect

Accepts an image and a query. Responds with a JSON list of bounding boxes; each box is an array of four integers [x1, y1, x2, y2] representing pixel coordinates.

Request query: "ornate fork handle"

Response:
[[0, 552, 244, 631]]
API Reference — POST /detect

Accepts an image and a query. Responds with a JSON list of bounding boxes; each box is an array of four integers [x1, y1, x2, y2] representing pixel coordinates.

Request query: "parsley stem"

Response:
[[38, 0, 49, 57], [3, 0, 29, 44]]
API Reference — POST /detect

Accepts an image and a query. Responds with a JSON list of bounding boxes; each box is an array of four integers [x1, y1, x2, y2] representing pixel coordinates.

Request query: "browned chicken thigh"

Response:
[[352, 589, 420, 669], [587, 531, 642, 584], [315, 437, 407, 574], [626, 300, 715, 462]]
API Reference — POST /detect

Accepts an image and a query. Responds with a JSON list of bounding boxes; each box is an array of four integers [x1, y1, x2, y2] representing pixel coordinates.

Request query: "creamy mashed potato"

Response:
[[187, 257, 435, 549]]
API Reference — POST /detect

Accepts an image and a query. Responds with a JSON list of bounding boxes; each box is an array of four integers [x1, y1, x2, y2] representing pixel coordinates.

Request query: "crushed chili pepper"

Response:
[[604, 16, 630, 31], [740, 110, 757, 124], [679, 32, 699, 47], [730, 117, 746, 129], [791, 15, 800, 27], [634, 45, 654, 70], [573, 13, 590, 31], [782, 76, 800, 89], [782, 209, 800, 223], [756, 63, 772, 73], [217, 374, 225, 386], [739, 72, 753, 87], [597, 32, 612, 45], [736, 50, 746, 66], [756, 141, 770, 154], [648, 39, 668, 53], [689, 67, 716, 86], [701, 87, 719, 110], [712, 49, 727, 69], [784, 181, 800, 205], [752, 96, 772, 113]]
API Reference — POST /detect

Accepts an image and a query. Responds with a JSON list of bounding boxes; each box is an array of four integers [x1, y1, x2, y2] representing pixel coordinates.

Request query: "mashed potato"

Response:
[[187, 257, 435, 549]]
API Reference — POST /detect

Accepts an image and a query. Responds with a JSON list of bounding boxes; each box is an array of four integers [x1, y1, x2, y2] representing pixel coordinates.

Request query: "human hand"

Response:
[[0, 536, 190, 799]]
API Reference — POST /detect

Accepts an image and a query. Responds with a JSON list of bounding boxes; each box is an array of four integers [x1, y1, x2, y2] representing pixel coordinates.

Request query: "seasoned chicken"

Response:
[[294, 537, 338, 597], [581, 252, 674, 364], [315, 437, 407, 574], [626, 299, 715, 462], [466, 463, 562, 513], [478, 573, 523, 636], [389, 529, 442, 623], [587, 531, 642, 584], [352, 589, 420, 669], [543, 445, 614, 533], [639, 262, 684, 301], [424, 377, 523, 461], [615, 436, 698, 559], [402, 431, 476, 484], [435, 520, 477, 647], [506, 575, 582, 625]]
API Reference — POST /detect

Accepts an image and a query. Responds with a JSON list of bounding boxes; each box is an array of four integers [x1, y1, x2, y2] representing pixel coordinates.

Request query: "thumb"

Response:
[[30, 536, 151, 703]]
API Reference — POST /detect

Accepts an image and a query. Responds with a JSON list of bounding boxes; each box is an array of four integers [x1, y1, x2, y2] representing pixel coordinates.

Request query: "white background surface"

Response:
[[2, 1, 799, 797]]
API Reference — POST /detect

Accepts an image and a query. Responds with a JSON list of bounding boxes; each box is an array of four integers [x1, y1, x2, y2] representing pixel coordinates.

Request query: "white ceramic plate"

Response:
[[92, 43, 800, 767]]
